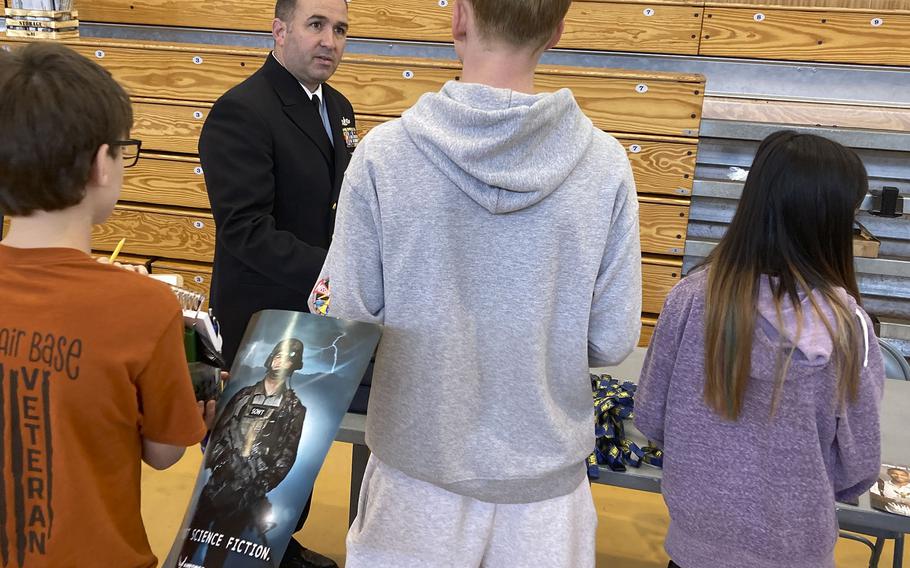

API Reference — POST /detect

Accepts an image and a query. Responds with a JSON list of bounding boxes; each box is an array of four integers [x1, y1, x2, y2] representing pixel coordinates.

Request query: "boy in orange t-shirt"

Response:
[[0, 42, 210, 567]]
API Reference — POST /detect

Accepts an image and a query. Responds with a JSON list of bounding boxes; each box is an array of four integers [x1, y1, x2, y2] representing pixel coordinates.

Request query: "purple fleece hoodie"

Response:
[[634, 270, 885, 568]]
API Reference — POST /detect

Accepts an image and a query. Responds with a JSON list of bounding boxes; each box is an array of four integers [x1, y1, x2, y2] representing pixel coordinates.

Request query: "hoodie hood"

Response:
[[756, 276, 855, 366], [400, 80, 594, 214]]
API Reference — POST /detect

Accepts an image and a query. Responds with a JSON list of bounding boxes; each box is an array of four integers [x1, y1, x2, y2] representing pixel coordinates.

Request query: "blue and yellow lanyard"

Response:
[[587, 374, 663, 479]]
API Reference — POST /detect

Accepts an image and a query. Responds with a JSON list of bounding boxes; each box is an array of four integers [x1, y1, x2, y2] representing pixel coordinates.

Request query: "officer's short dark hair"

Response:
[[0, 42, 132, 216], [275, 0, 347, 22], [275, 0, 297, 21]]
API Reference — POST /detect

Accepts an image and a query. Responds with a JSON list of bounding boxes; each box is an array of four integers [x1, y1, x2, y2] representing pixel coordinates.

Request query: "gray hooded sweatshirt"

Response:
[[312, 80, 642, 503]]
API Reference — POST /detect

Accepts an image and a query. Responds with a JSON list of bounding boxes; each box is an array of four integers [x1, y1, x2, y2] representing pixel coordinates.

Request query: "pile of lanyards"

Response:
[[587, 374, 663, 479]]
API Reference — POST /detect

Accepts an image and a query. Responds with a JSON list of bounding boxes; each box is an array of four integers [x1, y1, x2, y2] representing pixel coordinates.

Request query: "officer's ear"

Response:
[[272, 17, 288, 47]]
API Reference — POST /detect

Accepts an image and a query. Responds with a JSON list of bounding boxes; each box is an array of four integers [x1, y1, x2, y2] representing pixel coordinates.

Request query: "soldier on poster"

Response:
[[167, 310, 381, 568], [179, 339, 308, 565]]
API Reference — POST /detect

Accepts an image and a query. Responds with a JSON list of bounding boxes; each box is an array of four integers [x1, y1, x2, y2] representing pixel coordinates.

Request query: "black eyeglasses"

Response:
[[111, 139, 142, 168]]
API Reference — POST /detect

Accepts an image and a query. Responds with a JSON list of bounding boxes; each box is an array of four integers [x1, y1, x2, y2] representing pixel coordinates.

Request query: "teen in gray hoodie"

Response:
[[311, 0, 641, 565]]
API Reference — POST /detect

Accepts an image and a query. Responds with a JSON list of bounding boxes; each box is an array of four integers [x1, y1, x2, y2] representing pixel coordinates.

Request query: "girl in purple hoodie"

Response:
[[634, 131, 886, 568]]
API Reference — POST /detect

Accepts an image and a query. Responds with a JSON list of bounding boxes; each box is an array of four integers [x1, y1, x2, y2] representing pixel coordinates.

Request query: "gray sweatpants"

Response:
[[345, 456, 597, 568]]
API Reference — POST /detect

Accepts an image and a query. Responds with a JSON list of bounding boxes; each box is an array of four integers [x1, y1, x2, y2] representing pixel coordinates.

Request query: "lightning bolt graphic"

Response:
[[328, 332, 346, 372]]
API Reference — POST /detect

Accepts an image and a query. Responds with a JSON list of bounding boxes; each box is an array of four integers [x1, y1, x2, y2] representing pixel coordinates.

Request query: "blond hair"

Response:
[[468, 0, 571, 49]]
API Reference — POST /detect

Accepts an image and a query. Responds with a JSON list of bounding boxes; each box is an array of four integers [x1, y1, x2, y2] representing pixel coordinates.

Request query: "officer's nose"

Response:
[[320, 27, 335, 50]]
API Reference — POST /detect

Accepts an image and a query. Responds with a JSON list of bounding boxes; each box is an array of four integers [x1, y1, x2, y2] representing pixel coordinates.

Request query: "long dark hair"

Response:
[[703, 131, 868, 420]]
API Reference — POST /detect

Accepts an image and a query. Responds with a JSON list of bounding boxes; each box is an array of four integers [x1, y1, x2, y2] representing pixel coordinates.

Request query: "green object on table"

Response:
[[184, 327, 198, 362]]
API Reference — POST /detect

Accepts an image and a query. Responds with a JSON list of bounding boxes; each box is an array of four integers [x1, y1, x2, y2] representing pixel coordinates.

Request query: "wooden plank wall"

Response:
[[705, 0, 909, 9], [69, 0, 910, 65], [10, 0, 909, 343], [700, 6, 910, 65], [702, 98, 910, 131], [72, 0, 707, 55], [0, 34, 706, 345], [341, 0, 707, 55]]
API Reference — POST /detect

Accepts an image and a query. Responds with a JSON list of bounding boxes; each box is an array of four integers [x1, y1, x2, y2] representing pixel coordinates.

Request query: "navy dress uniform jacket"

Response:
[[200, 53, 356, 368]]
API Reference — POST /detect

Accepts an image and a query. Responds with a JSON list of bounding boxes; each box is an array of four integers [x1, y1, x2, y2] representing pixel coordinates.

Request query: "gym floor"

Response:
[[142, 442, 909, 567]]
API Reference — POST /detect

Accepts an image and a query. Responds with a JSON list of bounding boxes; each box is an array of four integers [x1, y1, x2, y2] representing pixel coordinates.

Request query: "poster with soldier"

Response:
[[165, 310, 381, 568]]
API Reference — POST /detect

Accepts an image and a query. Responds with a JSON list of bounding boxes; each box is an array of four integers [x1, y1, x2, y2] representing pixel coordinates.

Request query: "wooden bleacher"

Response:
[[702, 97, 910, 131], [91, 204, 215, 263], [152, 259, 216, 307], [132, 98, 212, 155], [72, 0, 906, 67], [0, 31, 707, 345], [704, 0, 908, 10], [121, 153, 209, 209], [5, 0, 907, 343], [72, 0, 707, 56], [700, 3, 910, 66], [341, 0, 706, 55], [69, 0, 910, 66]]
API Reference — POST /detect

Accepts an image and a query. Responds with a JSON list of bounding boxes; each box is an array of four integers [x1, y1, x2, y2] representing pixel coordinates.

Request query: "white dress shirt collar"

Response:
[[300, 82, 325, 109]]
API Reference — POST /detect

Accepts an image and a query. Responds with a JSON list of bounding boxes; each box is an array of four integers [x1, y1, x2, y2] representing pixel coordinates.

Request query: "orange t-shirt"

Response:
[[0, 244, 207, 567]]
